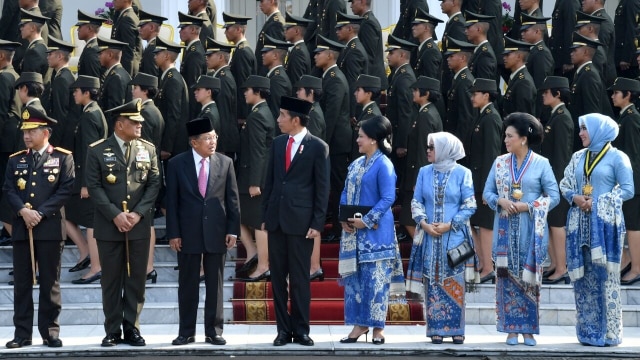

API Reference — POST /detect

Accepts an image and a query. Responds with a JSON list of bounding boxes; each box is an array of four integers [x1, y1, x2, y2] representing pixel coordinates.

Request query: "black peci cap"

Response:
[[280, 96, 313, 115], [186, 117, 214, 137]]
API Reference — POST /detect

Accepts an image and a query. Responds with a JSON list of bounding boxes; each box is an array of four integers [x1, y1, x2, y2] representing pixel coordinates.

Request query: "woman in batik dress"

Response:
[[559, 113, 634, 347], [483, 113, 560, 346], [338, 116, 405, 345], [407, 132, 477, 344]]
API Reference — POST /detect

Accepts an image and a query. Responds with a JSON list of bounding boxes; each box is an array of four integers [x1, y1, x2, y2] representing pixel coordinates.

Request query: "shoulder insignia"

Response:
[[190, 46, 196, 52], [421, 107, 428, 113], [367, 108, 373, 114], [537, 44, 543, 51], [518, 73, 524, 80], [220, 70, 225, 76], [461, 73, 466, 79], [427, 42, 432, 48], [54, 147, 72, 154], [558, 109, 564, 114], [137, 138, 154, 147], [486, 108, 492, 114], [275, 69, 280, 75], [89, 139, 106, 147], [453, 16, 459, 22], [9, 150, 27, 158], [401, 68, 406, 73], [253, 107, 258, 112], [168, 72, 174, 78], [238, 42, 245, 49], [482, 45, 488, 52], [350, 43, 356, 49], [110, 70, 115, 76], [629, 109, 634, 114], [585, 66, 591, 71], [330, 71, 336, 77], [273, 15, 279, 22], [295, 45, 301, 50], [475, 126, 480, 132]]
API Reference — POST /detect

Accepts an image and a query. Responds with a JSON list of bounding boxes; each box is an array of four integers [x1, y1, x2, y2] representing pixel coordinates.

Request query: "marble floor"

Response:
[[0, 324, 638, 357]]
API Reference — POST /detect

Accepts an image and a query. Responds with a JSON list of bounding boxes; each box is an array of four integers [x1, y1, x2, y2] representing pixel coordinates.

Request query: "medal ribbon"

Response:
[[584, 142, 611, 179], [510, 149, 534, 185]]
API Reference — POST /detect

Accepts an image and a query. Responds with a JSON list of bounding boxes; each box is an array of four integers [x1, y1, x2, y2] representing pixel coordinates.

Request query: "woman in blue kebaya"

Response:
[[560, 113, 634, 347], [483, 113, 560, 346], [338, 116, 404, 346], [406, 132, 477, 345]]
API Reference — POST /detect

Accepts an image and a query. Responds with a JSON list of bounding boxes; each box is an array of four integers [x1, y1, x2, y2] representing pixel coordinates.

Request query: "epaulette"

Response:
[[350, 42, 356, 49], [238, 42, 245, 49], [537, 44, 543, 51], [585, 66, 591, 72], [453, 16, 459, 22], [482, 45, 488, 52], [54, 147, 72, 154], [330, 71, 336, 77], [136, 138, 154, 147], [190, 45, 196, 52], [9, 150, 27, 158], [427, 42, 432, 48], [89, 139, 106, 147], [558, 109, 564, 114], [518, 73, 524, 79]]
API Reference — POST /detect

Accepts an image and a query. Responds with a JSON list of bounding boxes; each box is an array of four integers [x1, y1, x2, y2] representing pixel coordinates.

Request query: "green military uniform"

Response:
[[137, 10, 168, 78], [591, 8, 615, 87], [462, 0, 504, 65], [308, 101, 326, 143], [387, 63, 417, 152], [140, 99, 164, 150], [13, 8, 49, 75], [157, 67, 189, 156], [191, 75, 222, 137], [392, 0, 429, 41], [85, 99, 160, 344], [350, 100, 382, 161], [337, 35, 368, 119], [445, 66, 474, 140], [359, 9, 388, 89], [190, 9, 215, 48], [527, 40, 554, 118], [111, 6, 142, 76], [302, 0, 319, 55], [439, 12, 466, 109], [178, 12, 207, 120], [469, 40, 497, 82], [502, 66, 536, 117], [75, 10, 104, 78], [317, 0, 346, 42], [255, 11, 285, 76], [42, 67, 79, 149], [211, 63, 239, 154], [614, 0, 640, 78], [549, 0, 580, 75], [230, 39, 256, 121], [285, 40, 310, 86], [198, 102, 221, 136], [100, 63, 133, 133], [266, 65, 292, 125]]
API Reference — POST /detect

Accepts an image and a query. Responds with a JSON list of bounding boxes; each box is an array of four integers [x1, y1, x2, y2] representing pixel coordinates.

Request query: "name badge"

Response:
[[136, 149, 150, 162], [43, 158, 59, 167]]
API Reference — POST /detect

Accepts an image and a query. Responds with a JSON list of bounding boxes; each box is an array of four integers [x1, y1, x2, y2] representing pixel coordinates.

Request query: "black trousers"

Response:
[[97, 237, 149, 335], [329, 153, 349, 234], [12, 240, 64, 339], [268, 229, 314, 336], [177, 251, 225, 337]]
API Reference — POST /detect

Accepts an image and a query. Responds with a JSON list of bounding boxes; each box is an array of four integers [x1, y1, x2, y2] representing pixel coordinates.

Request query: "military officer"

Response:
[[110, 0, 143, 77], [317, 0, 346, 42], [614, 0, 640, 78], [14, 72, 45, 119], [255, 0, 285, 76], [97, 36, 132, 134], [443, 37, 475, 140], [439, 0, 467, 108], [137, 10, 167, 79], [205, 38, 239, 156], [17, 9, 48, 76], [177, 12, 207, 120], [335, 12, 368, 121], [42, 37, 79, 149], [461, 0, 504, 68], [501, 36, 536, 117], [392, 0, 430, 41], [131, 73, 164, 151], [154, 36, 189, 160], [261, 34, 292, 124], [350, 0, 388, 89], [85, 98, 161, 347], [294, 75, 326, 141], [411, 8, 443, 80], [192, 75, 222, 136], [464, 11, 497, 83], [283, 12, 312, 85], [549, 0, 580, 77], [582, 0, 615, 87], [188, 0, 215, 48], [575, 11, 615, 88], [3, 106, 74, 349], [520, 14, 554, 120], [223, 12, 256, 127], [12, 4, 49, 74], [75, 10, 104, 79], [351, 74, 382, 160]]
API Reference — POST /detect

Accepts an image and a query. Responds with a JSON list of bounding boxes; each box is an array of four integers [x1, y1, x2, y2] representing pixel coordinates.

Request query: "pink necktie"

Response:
[[285, 136, 294, 172], [198, 158, 207, 197]]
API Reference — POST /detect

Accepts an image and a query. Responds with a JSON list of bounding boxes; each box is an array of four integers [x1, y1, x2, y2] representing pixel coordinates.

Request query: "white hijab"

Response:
[[428, 132, 465, 172]]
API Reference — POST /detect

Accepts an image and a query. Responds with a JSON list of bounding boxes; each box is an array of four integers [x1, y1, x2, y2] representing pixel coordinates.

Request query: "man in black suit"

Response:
[[335, 12, 368, 121], [256, 0, 285, 76], [17, 9, 48, 76], [3, 105, 74, 349], [137, 10, 167, 79], [177, 12, 207, 120], [206, 38, 239, 156], [350, 0, 388, 89], [76, 10, 104, 79], [262, 95, 330, 347], [111, 0, 142, 77], [97, 36, 132, 134], [167, 118, 240, 346], [85, 99, 161, 347], [283, 12, 312, 85], [262, 35, 292, 123]]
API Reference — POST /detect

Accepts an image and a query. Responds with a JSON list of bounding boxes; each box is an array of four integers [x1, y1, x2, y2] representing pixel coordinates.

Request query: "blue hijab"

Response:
[[579, 113, 619, 151]]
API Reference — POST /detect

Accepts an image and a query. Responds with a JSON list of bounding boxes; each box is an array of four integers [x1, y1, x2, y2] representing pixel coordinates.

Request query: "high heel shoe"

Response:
[[371, 337, 385, 345], [146, 270, 157, 283], [542, 273, 570, 284], [243, 270, 271, 282], [310, 268, 324, 281], [542, 267, 556, 279], [480, 271, 496, 284], [71, 271, 101, 284], [620, 263, 631, 276], [237, 255, 258, 274], [69, 256, 90, 272], [430, 335, 443, 344], [523, 336, 537, 346], [621, 273, 640, 285], [339, 330, 368, 343], [506, 334, 518, 345]]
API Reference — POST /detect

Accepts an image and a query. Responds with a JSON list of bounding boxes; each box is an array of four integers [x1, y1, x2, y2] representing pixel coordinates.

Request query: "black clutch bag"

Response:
[[338, 205, 373, 222], [446, 227, 475, 268]]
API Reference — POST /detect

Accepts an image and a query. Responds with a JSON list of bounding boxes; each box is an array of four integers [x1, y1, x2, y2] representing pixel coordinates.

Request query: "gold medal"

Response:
[[48, 175, 55, 183], [17, 178, 26, 190], [511, 183, 523, 200], [106, 173, 116, 184], [52, 168, 59, 174], [582, 183, 593, 197]]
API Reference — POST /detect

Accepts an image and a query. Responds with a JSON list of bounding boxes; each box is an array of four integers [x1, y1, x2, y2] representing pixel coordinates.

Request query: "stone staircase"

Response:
[[1, 239, 639, 327]]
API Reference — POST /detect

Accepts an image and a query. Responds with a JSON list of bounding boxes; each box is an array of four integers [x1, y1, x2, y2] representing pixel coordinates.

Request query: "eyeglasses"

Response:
[[199, 135, 218, 142], [426, 145, 435, 151]]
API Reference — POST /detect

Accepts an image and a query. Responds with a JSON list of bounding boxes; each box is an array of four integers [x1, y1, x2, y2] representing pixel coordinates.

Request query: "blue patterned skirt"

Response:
[[424, 272, 466, 337], [496, 273, 540, 334], [343, 259, 392, 328]]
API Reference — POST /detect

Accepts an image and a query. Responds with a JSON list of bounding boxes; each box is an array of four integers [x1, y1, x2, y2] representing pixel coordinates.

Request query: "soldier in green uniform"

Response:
[[538, 76, 573, 284], [205, 38, 239, 156], [177, 12, 207, 120], [283, 12, 312, 85], [188, 0, 215, 48], [67, 75, 108, 285], [582, 0, 615, 87], [111, 0, 142, 77], [610, 77, 640, 285], [443, 37, 475, 140], [317, 0, 346, 43], [295, 75, 326, 141], [12, 4, 49, 74], [350, 74, 382, 161], [42, 37, 79, 149], [97, 36, 132, 134], [75, 10, 104, 79], [520, 14, 554, 120], [549, 0, 580, 77], [464, 11, 497, 82], [261, 35, 292, 124], [137, 10, 167, 79], [400, 75, 443, 240], [335, 12, 368, 122], [501, 36, 536, 117], [393, 0, 429, 41], [223, 12, 256, 127], [192, 75, 222, 136], [153, 36, 189, 160], [3, 106, 74, 349], [255, 0, 285, 76], [439, 0, 466, 109], [17, 9, 48, 76], [350, 0, 388, 89], [85, 98, 161, 347], [575, 11, 615, 89], [465, 78, 502, 282], [461, 0, 504, 69], [411, 8, 443, 80]]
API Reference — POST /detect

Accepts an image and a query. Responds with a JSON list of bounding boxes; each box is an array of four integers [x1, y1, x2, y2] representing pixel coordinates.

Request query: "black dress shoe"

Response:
[[6, 337, 32, 348], [68, 256, 90, 272], [71, 271, 101, 284], [8, 269, 13, 276], [237, 254, 258, 274], [205, 335, 226, 345], [172, 335, 195, 345], [243, 270, 271, 282], [273, 332, 292, 346], [43, 336, 62, 347], [310, 268, 325, 281], [123, 329, 146, 346], [293, 334, 314, 346], [146, 269, 158, 283], [101, 333, 122, 347]]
